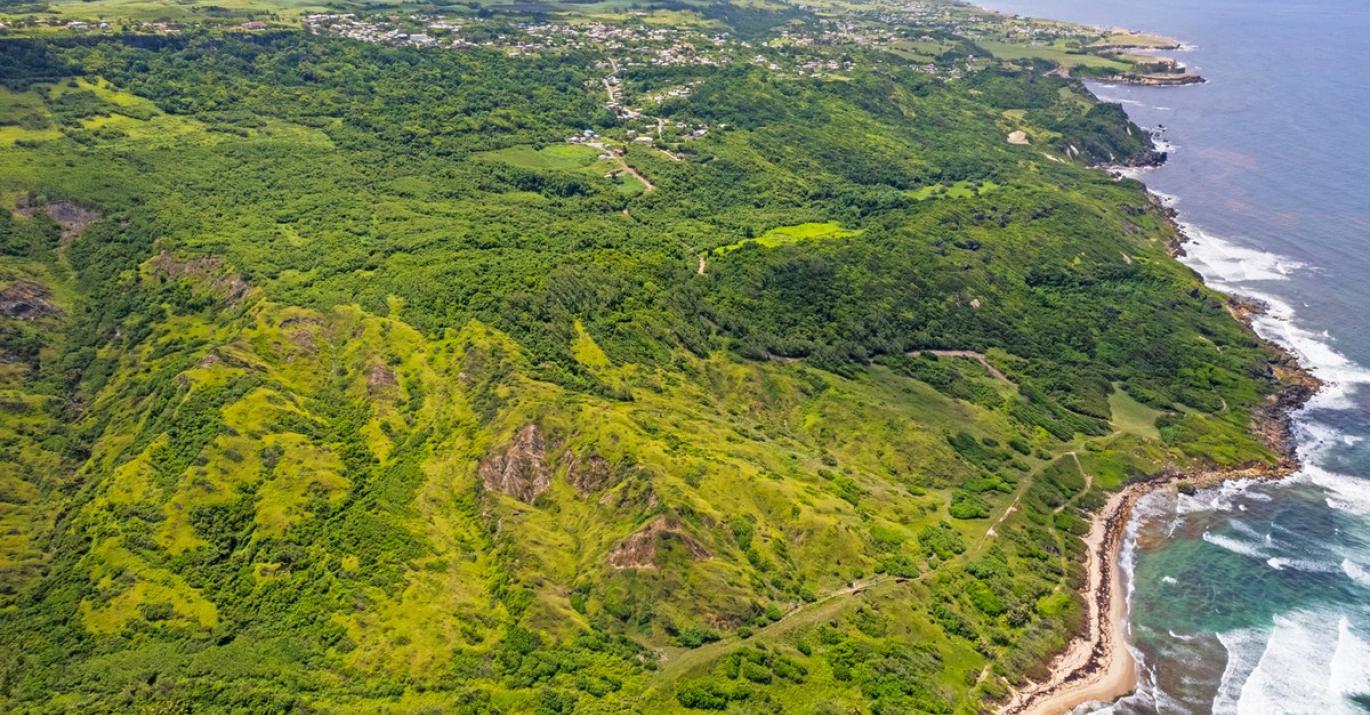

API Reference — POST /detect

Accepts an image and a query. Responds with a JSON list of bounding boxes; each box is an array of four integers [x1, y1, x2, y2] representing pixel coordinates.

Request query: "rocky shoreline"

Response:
[[1000, 357, 1317, 715], [998, 148, 1321, 714], [1104, 71, 1205, 87]]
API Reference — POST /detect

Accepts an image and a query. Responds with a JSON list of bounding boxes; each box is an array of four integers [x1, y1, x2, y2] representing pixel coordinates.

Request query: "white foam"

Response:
[[1342, 559, 1370, 587], [1119, 492, 1151, 635], [1329, 617, 1370, 701], [1229, 611, 1370, 714], [1214, 627, 1265, 714], [1177, 480, 1260, 516], [1265, 556, 1340, 573], [1305, 464, 1370, 516], [1152, 188, 1181, 207], [1162, 575, 1179, 585], [1095, 93, 1144, 106], [1296, 421, 1362, 464], [1202, 531, 1267, 560], [1178, 223, 1305, 283]]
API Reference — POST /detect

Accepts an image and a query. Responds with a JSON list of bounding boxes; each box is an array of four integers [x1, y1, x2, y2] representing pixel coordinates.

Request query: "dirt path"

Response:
[[618, 161, 655, 192], [697, 254, 707, 275], [649, 576, 897, 686], [1055, 452, 1094, 515], [983, 484, 1023, 540], [916, 349, 1012, 383]]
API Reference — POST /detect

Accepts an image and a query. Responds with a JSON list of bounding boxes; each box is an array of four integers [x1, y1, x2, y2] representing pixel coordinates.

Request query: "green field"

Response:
[[1109, 386, 1164, 441], [713, 221, 861, 254], [977, 40, 1132, 72]]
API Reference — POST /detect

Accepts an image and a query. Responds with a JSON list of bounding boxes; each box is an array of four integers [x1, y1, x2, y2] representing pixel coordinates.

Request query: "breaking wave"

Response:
[[1342, 558, 1370, 587], [1201, 531, 1267, 559]]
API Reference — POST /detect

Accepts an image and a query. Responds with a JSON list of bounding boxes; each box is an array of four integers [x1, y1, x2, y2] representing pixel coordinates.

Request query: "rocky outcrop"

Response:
[[45, 202, 100, 243], [146, 251, 250, 302], [479, 424, 550, 503], [1124, 147, 1169, 168], [1107, 71, 1204, 87], [366, 364, 397, 389], [0, 281, 61, 320], [564, 450, 612, 494], [607, 516, 709, 570]]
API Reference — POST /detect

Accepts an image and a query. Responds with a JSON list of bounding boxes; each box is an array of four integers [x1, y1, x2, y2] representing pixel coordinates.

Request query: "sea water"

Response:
[[975, 0, 1370, 711]]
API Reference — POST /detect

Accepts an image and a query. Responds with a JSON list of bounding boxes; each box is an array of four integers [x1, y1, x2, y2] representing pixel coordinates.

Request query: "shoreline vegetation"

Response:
[[999, 182, 1322, 714]]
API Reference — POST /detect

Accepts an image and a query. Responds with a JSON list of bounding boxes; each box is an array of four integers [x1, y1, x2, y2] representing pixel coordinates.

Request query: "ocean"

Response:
[[976, 0, 1370, 712]]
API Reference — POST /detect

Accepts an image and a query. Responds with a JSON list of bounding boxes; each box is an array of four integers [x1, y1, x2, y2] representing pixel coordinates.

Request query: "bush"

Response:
[[676, 682, 731, 710], [677, 626, 722, 648], [741, 661, 773, 684]]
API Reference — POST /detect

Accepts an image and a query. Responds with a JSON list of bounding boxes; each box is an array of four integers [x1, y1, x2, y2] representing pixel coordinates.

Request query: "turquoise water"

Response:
[[977, 0, 1370, 711]]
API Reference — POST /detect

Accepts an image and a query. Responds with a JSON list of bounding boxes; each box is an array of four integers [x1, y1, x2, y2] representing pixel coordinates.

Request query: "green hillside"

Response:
[[0, 13, 1281, 714]]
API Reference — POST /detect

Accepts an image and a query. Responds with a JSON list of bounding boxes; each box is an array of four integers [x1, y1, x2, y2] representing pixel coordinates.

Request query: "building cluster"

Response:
[[304, 14, 441, 47], [0, 17, 161, 33]]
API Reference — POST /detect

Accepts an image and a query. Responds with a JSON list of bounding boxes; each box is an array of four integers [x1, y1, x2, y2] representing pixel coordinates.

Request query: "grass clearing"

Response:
[[476, 143, 600, 171], [714, 221, 861, 255], [1108, 386, 1162, 441], [977, 40, 1131, 72]]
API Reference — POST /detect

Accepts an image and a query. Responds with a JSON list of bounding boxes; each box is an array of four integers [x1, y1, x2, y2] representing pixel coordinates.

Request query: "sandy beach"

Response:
[[999, 482, 1144, 715], [999, 461, 1303, 715]]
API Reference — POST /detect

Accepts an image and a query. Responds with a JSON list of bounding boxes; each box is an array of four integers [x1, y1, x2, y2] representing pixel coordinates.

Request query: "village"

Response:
[[0, 2, 1167, 155], [303, 12, 881, 157]]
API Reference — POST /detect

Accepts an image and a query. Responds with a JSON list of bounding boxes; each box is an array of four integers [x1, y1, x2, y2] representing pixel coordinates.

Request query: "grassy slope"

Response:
[[0, 28, 1280, 714]]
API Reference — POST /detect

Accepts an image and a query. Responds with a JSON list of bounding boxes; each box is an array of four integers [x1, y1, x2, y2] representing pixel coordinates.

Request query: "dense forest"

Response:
[[0, 14, 1283, 714]]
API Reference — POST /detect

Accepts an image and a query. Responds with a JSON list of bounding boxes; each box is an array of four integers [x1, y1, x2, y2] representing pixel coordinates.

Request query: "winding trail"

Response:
[[618, 162, 656, 192], [916, 349, 1012, 383], [647, 576, 903, 692]]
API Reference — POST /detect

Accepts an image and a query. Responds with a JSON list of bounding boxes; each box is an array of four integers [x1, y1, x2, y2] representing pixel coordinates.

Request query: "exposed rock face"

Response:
[[0, 281, 61, 320], [600, 480, 657, 511], [367, 364, 397, 389], [479, 424, 550, 503], [147, 251, 250, 302], [45, 202, 101, 243], [1125, 147, 1169, 168], [607, 516, 709, 570], [564, 450, 612, 494]]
